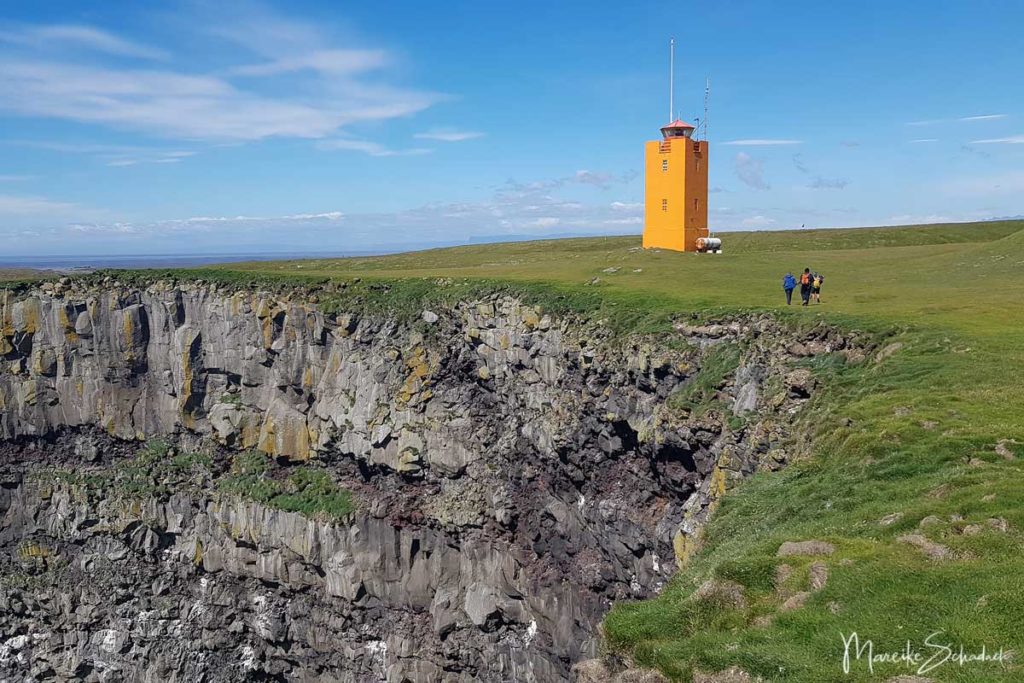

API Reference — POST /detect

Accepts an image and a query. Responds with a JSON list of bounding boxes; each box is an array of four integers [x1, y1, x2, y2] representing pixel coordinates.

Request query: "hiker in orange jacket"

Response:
[[799, 268, 813, 306]]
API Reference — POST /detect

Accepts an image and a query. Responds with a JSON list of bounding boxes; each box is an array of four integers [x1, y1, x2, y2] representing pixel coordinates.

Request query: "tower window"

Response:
[[662, 159, 668, 172], [661, 199, 668, 212], [694, 198, 699, 211]]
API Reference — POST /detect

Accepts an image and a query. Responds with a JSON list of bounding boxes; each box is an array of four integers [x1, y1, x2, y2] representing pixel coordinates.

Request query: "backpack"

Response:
[[813, 275, 822, 288], [800, 273, 811, 285]]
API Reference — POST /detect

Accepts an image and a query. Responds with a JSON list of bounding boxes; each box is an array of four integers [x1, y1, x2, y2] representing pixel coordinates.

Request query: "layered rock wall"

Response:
[[0, 281, 866, 681]]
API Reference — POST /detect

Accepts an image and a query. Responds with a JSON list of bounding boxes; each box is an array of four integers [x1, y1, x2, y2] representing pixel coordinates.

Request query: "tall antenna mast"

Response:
[[669, 37, 675, 123], [703, 76, 710, 140]]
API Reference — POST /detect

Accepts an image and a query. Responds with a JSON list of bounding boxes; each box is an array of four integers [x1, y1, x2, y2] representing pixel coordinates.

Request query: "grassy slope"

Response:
[[19, 220, 1024, 681], [0, 268, 46, 283]]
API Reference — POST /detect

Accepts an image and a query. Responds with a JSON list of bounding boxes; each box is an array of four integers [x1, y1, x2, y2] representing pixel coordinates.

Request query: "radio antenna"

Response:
[[703, 76, 710, 140], [668, 37, 675, 123]]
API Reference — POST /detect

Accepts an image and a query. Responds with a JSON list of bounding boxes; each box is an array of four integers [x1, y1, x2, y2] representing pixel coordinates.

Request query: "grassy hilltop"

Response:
[[223, 219, 1024, 682], [222, 220, 1023, 332], [11, 219, 1024, 681]]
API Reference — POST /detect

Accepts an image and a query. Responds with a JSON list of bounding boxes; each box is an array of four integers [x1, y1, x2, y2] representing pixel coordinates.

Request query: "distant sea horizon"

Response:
[[0, 251, 389, 271], [0, 232, 608, 271]]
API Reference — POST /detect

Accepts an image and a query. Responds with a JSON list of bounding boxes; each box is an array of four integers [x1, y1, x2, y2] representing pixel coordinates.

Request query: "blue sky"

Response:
[[1, 0, 1022, 258]]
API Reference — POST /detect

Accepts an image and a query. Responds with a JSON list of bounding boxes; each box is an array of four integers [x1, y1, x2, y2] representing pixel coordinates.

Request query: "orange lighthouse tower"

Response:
[[643, 41, 710, 252]]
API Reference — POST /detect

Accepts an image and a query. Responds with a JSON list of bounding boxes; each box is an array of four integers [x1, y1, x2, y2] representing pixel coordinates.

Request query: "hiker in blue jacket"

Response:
[[783, 272, 797, 305]]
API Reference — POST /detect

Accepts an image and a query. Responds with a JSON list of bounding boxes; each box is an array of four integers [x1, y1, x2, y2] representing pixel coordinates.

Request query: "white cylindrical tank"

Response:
[[696, 237, 722, 252]]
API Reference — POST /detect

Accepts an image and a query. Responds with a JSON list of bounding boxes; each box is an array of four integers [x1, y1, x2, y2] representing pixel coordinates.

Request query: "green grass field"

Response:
[[0, 268, 46, 282], [8, 219, 1023, 681], [219, 219, 1024, 682]]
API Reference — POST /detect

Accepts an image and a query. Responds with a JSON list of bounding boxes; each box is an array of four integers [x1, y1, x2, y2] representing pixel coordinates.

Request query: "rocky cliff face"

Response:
[[0, 280, 867, 682]]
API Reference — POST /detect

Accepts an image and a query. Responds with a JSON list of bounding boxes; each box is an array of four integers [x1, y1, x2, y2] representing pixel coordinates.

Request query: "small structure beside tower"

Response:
[[643, 39, 715, 253]]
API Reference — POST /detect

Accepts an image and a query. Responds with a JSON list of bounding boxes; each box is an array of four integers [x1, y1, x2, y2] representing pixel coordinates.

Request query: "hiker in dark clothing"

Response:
[[799, 268, 813, 306], [783, 272, 797, 305]]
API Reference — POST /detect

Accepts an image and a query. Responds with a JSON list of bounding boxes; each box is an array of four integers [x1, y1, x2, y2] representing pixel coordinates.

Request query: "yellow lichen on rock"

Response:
[[261, 316, 274, 351], [673, 528, 699, 566], [398, 346, 435, 405], [522, 307, 541, 330], [57, 306, 79, 343], [258, 413, 277, 455], [0, 291, 12, 337], [122, 308, 133, 349], [281, 420, 312, 461], [258, 409, 311, 461], [17, 541, 51, 561], [710, 464, 728, 499], [254, 299, 273, 319], [12, 298, 41, 334], [180, 347, 195, 426], [19, 381, 39, 407], [240, 419, 261, 450]]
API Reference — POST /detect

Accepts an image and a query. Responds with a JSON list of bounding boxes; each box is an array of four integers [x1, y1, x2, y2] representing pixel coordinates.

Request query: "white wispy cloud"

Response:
[[316, 138, 432, 157], [734, 152, 769, 190], [413, 129, 485, 142], [971, 135, 1024, 144], [0, 193, 113, 226], [790, 154, 849, 190], [65, 211, 346, 236], [0, 23, 169, 60], [500, 169, 636, 196], [1, 139, 196, 167], [0, 193, 79, 215], [227, 49, 389, 77], [909, 138, 939, 143], [1, 140, 149, 155], [0, 9, 442, 142], [722, 139, 802, 146], [106, 151, 196, 167], [908, 114, 1008, 126], [0, 167, 648, 254], [0, 174, 34, 182], [808, 176, 849, 190], [573, 170, 617, 188], [0, 167, 889, 255], [0, 60, 438, 141], [886, 213, 955, 224]]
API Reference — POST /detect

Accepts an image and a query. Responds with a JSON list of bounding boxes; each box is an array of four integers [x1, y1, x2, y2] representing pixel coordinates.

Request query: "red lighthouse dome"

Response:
[[660, 119, 695, 139]]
